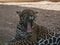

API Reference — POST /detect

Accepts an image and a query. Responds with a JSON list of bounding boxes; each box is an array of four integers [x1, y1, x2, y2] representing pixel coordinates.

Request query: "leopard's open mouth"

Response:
[[27, 22, 32, 33], [25, 15, 34, 33]]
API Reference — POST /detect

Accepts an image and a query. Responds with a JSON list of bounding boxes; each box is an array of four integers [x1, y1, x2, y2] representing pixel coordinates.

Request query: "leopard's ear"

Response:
[[34, 11, 38, 18], [16, 11, 22, 18], [34, 11, 38, 14], [16, 11, 22, 15]]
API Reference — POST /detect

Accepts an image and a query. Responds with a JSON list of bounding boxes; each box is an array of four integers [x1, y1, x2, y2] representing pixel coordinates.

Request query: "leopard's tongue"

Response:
[[27, 22, 32, 32]]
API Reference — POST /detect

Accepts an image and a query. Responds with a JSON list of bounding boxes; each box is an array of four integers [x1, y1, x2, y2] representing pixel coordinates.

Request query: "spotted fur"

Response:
[[9, 9, 54, 45], [38, 34, 60, 45]]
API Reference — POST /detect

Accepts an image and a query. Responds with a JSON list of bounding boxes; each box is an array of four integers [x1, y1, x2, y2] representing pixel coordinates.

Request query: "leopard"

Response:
[[9, 9, 54, 45]]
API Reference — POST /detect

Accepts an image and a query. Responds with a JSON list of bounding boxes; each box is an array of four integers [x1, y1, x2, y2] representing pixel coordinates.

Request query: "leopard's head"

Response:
[[16, 9, 38, 33]]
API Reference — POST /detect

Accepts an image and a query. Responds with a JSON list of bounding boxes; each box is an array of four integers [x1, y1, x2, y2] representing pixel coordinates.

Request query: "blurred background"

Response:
[[0, 0, 60, 2]]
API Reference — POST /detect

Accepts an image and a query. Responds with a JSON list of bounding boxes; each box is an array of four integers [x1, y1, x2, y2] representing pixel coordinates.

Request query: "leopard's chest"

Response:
[[17, 22, 38, 42]]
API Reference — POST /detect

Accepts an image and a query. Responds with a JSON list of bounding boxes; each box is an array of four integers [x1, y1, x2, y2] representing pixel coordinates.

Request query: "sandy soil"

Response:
[[0, 1, 60, 42]]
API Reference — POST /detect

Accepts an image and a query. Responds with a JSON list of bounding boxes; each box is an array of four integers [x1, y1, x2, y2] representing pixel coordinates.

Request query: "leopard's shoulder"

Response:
[[32, 22, 54, 40]]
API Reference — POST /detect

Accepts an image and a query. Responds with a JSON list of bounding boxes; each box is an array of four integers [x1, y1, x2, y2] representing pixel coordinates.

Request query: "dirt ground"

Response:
[[0, 1, 60, 43]]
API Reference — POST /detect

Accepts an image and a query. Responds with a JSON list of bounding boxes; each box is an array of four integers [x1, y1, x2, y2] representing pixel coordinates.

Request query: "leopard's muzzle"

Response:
[[23, 15, 35, 33]]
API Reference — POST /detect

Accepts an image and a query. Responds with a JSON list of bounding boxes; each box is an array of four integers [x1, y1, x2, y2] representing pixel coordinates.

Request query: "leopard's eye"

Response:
[[29, 16, 34, 20]]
